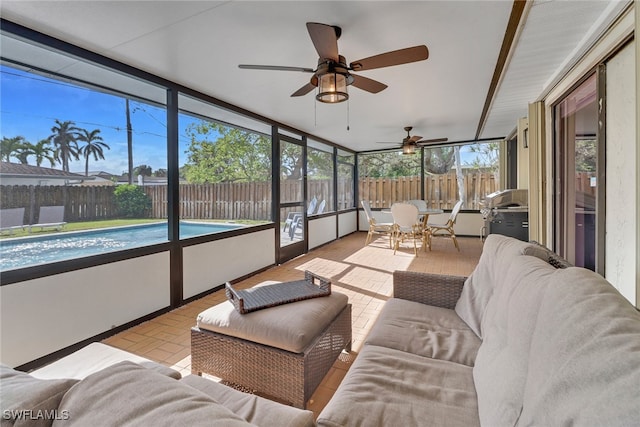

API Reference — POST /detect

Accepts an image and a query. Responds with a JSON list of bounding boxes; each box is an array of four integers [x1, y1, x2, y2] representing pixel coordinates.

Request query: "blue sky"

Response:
[[0, 65, 196, 175], [1, 64, 492, 175]]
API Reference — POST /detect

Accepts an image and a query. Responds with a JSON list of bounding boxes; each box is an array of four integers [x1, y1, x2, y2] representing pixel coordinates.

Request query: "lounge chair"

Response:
[[289, 199, 327, 240], [0, 207, 25, 235], [283, 197, 317, 233], [29, 205, 67, 233]]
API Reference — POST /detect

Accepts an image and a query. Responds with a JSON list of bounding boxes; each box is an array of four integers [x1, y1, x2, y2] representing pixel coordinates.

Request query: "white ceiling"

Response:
[[0, 1, 630, 152]]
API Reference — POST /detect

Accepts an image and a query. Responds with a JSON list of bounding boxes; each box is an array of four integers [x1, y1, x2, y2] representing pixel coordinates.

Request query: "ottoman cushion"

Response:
[[197, 282, 348, 353]]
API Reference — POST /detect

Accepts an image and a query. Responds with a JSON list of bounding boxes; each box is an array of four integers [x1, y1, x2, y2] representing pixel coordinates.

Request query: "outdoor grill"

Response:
[[481, 189, 529, 241]]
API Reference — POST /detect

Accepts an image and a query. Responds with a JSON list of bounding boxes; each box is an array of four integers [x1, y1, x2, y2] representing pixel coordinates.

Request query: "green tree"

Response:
[[465, 142, 500, 173], [30, 139, 57, 167], [114, 184, 152, 218], [184, 121, 271, 183], [424, 147, 456, 174], [14, 143, 35, 165], [0, 136, 28, 163], [575, 138, 596, 172], [133, 164, 153, 177], [48, 119, 81, 172], [77, 128, 110, 176]]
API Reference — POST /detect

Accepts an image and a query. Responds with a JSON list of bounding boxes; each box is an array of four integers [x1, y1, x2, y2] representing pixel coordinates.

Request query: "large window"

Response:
[[357, 142, 501, 211], [178, 94, 272, 239], [337, 149, 355, 210], [0, 36, 168, 271], [358, 150, 421, 208], [307, 140, 334, 215], [423, 142, 500, 210]]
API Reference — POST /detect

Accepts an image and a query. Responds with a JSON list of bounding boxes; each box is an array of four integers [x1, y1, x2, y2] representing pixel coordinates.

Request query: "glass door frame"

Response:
[[274, 130, 308, 264], [552, 66, 606, 274]]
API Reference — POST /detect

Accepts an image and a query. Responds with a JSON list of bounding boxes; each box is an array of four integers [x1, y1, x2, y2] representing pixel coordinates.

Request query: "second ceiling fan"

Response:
[[378, 127, 448, 154], [239, 22, 429, 103]]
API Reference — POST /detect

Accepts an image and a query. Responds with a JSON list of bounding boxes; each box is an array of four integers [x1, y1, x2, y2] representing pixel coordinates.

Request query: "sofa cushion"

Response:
[[181, 375, 315, 427], [365, 298, 481, 366], [518, 267, 640, 426], [197, 287, 348, 353], [316, 345, 480, 427], [30, 342, 181, 380], [455, 234, 549, 337], [54, 361, 252, 426], [0, 364, 78, 427], [472, 255, 556, 427]]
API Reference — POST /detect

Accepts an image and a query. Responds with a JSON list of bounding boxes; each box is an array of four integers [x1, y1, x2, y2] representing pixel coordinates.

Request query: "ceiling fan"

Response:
[[239, 22, 429, 103], [378, 126, 448, 154]]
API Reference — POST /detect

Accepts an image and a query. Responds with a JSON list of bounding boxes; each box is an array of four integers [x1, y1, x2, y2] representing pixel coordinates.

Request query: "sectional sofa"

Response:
[[317, 234, 640, 426], [1, 342, 314, 426]]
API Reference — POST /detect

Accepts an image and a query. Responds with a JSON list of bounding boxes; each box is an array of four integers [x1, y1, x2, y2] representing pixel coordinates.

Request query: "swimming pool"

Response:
[[0, 222, 243, 271]]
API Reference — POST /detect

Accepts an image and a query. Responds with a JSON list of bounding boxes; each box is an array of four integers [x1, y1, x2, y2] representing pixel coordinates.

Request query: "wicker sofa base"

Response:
[[191, 303, 352, 409]]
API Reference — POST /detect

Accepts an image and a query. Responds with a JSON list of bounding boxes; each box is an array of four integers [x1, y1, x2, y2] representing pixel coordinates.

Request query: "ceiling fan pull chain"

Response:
[[347, 99, 350, 131]]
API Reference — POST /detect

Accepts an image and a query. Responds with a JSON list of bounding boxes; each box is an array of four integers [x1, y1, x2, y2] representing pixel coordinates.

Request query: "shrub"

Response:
[[114, 184, 151, 218]]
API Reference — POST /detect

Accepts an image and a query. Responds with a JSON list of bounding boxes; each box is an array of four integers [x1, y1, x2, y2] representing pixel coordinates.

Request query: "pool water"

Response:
[[0, 222, 242, 271]]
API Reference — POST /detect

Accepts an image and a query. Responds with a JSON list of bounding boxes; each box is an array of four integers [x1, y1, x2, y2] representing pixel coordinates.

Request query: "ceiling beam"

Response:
[[475, 0, 529, 140]]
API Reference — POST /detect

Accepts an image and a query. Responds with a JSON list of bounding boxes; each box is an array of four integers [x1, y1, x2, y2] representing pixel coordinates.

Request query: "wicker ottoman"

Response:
[[191, 283, 351, 409]]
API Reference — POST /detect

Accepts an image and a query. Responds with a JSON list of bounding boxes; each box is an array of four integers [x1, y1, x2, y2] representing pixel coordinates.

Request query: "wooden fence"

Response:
[[359, 172, 499, 210], [0, 185, 116, 224], [8, 171, 601, 222]]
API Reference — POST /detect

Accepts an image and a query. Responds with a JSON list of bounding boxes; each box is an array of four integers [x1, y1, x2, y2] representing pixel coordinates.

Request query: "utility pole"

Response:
[[126, 98, 133, 184]]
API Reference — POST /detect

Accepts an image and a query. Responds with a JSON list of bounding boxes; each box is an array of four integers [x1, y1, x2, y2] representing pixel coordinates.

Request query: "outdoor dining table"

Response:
[[382, 206, 444, 251]]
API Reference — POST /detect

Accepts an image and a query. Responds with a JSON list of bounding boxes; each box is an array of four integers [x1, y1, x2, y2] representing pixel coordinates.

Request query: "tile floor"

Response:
[[103, 231, 483, 418]]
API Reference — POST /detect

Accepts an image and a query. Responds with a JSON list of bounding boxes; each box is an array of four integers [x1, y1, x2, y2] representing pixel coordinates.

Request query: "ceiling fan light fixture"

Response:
[[402, 143, 416, 155], [316, 71, 349, 103]]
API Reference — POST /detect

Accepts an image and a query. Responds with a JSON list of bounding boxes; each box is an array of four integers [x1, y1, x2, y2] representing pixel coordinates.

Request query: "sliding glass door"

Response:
[[554, 73, 599, 271]]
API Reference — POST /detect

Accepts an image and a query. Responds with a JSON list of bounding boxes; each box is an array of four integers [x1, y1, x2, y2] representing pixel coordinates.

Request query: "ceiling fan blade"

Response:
[[291, 82, 316, 97], [416, 137, 449, 145], [239, 64, 315, 73], [351, 74, 388, 94], [408, 135, 423, 143], [350, 45, 429, 71], [306, 22, 339, 61]]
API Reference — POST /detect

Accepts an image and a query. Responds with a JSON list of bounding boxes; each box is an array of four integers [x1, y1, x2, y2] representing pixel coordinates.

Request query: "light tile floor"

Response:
[[103, 231, 482, 418]]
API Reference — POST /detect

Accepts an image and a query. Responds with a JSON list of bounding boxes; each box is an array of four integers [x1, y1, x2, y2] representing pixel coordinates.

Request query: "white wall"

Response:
[[338, 211, 357, 237], [182, 229, 275, 299], [0, 253, 170, 367], [358, 209, 484, 237], [308, 215, 337, 250], [605, 41, 636, 302]]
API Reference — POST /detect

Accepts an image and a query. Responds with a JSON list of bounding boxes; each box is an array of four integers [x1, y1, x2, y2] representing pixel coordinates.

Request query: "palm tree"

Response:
[[76, 128, 110, 176], [31, 139, 57, 167], [14, 144, 35, 164], [0, 136, 27, 162], [48, 119, 81, 172]]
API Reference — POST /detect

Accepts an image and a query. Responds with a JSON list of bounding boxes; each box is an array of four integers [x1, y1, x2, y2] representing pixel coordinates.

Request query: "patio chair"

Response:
[[283, 197, 317, 233], [425, 200, 463, 251], [315, 199, 326, 215], [391, 202, 421, 255], [361, 200, 393, 248], [0, 207, 25, 235], [29, 206, 67, 233]]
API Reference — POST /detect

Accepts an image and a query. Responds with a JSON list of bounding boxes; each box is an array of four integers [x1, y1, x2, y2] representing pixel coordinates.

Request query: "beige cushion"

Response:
[[317, 345, 480, 427], [455, 234, 549, 337], [472, 255, 556, 427], [197, 288, 348, 353], [181, 375, 315, 427], [31, 343, 180, 380], [0, 364, 78, 427], [518, 267, 640, 426], [54, 361, 252, 426], [365, 298, 481, 366]]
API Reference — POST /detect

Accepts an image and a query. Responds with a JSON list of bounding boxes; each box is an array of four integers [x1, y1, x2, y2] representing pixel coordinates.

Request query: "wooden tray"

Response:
[[225, 271, 331, 314]]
